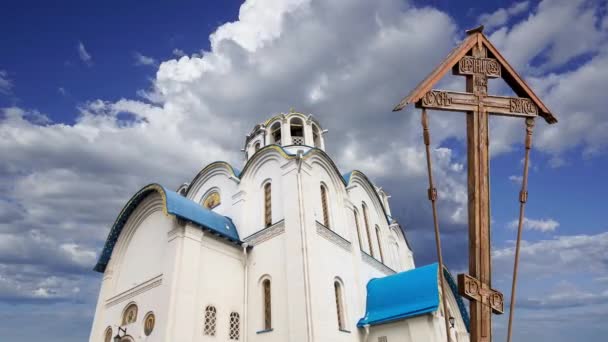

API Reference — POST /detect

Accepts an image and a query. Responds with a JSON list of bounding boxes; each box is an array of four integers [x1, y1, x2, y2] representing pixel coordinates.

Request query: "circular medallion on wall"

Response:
[[104, 326, 112, 342], [144, 312, 155, 336]]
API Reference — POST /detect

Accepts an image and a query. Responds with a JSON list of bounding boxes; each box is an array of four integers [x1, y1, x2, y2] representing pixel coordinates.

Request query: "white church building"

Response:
[[89, 111, 470, 342]]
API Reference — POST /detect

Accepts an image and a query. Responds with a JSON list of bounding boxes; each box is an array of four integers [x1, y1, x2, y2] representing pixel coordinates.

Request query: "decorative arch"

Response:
[[263, 180, 272, 227], [187, 161, 241, 199], [259, 275, 272, 330], [290, 117, 304, 144], [312, 124, 321, 148], [362, 202, 374, 257], [94, 183, 241, 273], [333, 277, 347, 331], [203, 305, 217, 336], [269, 121, 282, 144], [320, 182, 330, 228], [375, 225, 385, 263], [122, 302, 138, 325], [353, 208, 364, 251], [202, 188, 221, 210]]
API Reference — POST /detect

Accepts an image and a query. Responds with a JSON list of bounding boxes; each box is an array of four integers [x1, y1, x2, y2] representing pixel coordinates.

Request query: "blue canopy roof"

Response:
[[94, 183, 240, 273], [358, 263, 469, 330]]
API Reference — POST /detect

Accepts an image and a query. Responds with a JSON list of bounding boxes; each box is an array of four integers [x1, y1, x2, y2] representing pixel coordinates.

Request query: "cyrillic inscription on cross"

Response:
[[393, 26, 557, 342]]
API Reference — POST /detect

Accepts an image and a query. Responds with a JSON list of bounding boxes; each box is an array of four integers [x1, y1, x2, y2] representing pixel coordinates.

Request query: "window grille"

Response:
[[263, 279, 272, 330], [292, 136, 304, 145], [229, 312, 240, 340], [264, 183, 272, 227], [378, 336, 388, 342], [203, 306, 217, 336], [321, 185, 330, 228]]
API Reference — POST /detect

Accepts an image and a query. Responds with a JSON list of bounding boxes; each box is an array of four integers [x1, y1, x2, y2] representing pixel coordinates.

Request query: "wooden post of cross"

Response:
[[393, 26, 557, 342]]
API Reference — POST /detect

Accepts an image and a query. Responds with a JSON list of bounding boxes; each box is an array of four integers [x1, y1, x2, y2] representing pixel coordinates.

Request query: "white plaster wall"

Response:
[[246, 233, 289, 342], [194, 234, 245, 342], [89, 194, 175, 342]]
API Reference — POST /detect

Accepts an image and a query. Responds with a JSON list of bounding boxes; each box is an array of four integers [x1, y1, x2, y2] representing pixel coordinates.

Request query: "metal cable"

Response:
[[420, 109, 452, 342], [506, 118, 535, 342]]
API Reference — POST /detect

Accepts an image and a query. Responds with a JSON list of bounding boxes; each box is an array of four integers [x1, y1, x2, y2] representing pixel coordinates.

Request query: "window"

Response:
[[353, 209, 364, 251], [104, 326, 112, 342], [320, 184, 330, 228], [334, 280, 346, 330], [362, 203, 374, 257], [254, 141, 261, 151], [264, 182, 272, 227], [270, 122, 282, 145], [203, 191, 221, 209], [375, 225, 385, 263], [144, 312, 155, 336], [290, 118, 304, 145], [203, 305, 217, 336], [263, 279, 272, 330], [229, 312, 240, 340], [122, 303, 138, 325], [312, 124, 321, 148]]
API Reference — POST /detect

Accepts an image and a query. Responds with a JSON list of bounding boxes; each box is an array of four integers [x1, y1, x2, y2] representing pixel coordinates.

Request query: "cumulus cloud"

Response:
[[509, 217, 560, 232], [479, 1, 530, 31], [133, 52, 158, 67], [1, 1, 608, 340], [77, 41, 92, 66]]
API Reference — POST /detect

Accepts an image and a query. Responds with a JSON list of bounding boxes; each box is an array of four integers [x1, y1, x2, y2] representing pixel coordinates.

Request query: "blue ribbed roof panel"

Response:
[[94, 184, 240, 273], [358, 263, 469, 330]]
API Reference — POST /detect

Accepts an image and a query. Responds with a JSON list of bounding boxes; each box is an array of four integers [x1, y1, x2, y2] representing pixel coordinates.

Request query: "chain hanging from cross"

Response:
[[394, 26, 557, 342]]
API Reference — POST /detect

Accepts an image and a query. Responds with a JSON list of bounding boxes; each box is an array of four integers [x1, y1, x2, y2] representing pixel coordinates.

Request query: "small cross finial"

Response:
[[289, 107, 296, 113], [466, 25, 484, 35]]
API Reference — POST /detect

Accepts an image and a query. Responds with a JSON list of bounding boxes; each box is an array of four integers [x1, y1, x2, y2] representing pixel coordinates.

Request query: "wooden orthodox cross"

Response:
[[393, 26, 557, 342]]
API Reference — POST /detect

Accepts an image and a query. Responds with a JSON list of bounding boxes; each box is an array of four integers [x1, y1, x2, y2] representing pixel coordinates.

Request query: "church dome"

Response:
[[243, 109, 326, 160]]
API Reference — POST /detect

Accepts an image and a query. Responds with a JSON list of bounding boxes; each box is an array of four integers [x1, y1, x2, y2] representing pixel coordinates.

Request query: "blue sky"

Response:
[[1, 0, 607, 341]]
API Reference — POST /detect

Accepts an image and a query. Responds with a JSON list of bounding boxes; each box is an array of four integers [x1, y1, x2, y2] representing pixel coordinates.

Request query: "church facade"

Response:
[[89, 111, 470, 342]]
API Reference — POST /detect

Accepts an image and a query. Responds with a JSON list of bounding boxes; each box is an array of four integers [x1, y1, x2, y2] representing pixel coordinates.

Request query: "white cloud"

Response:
[[133, 52, 157, 67], [509, 175, 523, 184], [172, 48, 186, 57], [77, 41, 92, 66], [0, 70, 13, 95], [509, 217, 560, 232], [2, 1, 608, 340], [479, 1, 530, 31]]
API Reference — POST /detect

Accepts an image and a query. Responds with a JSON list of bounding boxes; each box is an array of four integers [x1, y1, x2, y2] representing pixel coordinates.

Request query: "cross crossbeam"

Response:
[[416, 90, 538, 118]]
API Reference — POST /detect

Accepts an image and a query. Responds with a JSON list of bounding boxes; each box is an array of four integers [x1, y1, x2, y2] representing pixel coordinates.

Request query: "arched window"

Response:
[[362, 203, 374, 257], [353, 209, 364, 251], [143, 312, 155, 336], [229, 312, 240, 340], [104, 326, 112, 342], [264, 182, 272, 227], [375, 225, 385, 263], [270, 122, 282, 145], [334, 280, 346, 330], [254, 141, 261, 151], [262, 279, 272, 330], [203, 305, 217, 336], [122, 303, 138, 325], [312, 124, 321, 148], [203, 191, 221, 210], [320, 184, 330, 228], [290, 118, 304, 145]]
